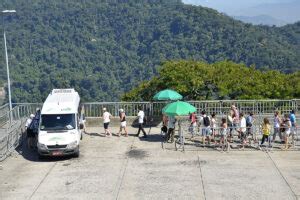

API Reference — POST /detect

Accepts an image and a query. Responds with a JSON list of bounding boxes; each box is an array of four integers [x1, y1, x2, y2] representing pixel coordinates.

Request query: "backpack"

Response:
[[203, 116, 210, 127], [246, 116, 252, 127]]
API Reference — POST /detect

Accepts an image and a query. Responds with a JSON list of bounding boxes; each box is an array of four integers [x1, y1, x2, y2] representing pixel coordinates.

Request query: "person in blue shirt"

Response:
[[290, 110, 297, 146]]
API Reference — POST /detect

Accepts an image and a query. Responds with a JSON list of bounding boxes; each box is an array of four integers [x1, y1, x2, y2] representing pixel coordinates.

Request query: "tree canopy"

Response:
[[0, 0, 299, 103], [122, 60, 300, 101]]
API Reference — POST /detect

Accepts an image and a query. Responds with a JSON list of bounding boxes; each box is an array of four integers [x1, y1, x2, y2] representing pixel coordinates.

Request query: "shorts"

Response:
[[104, 122, 109, 129], [201, 127, 211, 136], [220, 130, 227, 136], [121, 121, 127, 127], [291, 126, 296, 135]]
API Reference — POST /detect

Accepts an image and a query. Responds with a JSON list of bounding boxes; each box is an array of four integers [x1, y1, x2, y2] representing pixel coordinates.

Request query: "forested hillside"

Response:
[[122, 60, 300, 101], [0, 0, 299, 103]]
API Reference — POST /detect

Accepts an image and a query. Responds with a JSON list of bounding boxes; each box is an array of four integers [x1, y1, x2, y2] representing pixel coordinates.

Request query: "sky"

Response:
[[182, 0, 299, 23]]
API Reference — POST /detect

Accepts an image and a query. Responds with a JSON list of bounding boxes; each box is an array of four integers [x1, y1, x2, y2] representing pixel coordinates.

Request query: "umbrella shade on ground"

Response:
[[153, 89, 183, 101], [162, 101, 196, 116]]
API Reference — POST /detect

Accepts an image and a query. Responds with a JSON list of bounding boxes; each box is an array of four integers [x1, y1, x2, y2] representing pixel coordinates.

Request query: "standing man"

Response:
[[136, 107, 147, 138], [102, 107, 112, 137], [166, 115, 176, 142]]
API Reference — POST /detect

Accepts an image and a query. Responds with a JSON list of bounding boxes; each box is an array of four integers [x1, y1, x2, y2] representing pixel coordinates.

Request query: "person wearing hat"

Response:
[[102, 107, 112, 136], [118, 109, 128, 137], [25, 114, 35, 149]]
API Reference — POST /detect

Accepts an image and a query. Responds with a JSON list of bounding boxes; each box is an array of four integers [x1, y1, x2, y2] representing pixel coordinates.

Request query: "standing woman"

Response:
[[273, 111, 282, 142], [118, 109, 128, 137], [220, 118, 228, 151], [211, 113, 217, 144]]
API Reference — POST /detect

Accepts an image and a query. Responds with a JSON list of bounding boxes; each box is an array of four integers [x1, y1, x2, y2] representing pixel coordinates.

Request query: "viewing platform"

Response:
[[0, 100, 299, 199]]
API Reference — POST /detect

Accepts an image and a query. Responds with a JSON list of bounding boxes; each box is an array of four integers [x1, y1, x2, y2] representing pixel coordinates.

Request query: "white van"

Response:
[[37, 89, 82, 158]]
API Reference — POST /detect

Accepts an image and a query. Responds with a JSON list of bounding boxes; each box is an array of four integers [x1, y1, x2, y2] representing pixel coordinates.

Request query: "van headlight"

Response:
[[37, 142, 47, 150], [67, 141, 78, 149]]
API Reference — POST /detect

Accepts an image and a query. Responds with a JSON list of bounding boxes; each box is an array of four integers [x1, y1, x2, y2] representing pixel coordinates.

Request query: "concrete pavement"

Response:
[[0, 126, 299, 200]]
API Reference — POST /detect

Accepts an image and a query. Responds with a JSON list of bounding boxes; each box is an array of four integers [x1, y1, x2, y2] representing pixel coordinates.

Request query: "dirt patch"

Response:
[[126, 149, 148, 159]]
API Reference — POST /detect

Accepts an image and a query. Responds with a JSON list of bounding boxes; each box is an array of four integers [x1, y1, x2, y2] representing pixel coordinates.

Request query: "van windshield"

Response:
[[40, 114, 76, 131]]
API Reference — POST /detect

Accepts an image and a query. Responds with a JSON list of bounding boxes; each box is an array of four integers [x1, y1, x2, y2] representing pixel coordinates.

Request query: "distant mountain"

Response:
[[236, 0, 300, 25], [234, 15, 287, 26], [183, 0, 300, 26], [0, 0, 299, 103]]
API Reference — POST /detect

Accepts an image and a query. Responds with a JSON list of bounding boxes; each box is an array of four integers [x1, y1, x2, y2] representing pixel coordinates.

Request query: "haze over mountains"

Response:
[[0, 0, 299, 103], [183, 0, 300, 26]]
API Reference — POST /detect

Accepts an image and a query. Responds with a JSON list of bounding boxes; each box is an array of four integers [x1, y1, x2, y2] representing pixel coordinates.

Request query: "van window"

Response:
[[40, 114, 76, 130]]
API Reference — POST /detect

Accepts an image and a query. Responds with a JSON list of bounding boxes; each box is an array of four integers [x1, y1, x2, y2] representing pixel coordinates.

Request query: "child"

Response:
[[260, 118, 271, 148], [282, 114, 292, 150], [220, 118, 228, 151]]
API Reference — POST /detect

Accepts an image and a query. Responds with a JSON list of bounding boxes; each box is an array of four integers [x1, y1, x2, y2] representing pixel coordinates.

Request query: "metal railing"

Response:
[[82, 99, 299, 117], [0, 103, 40, 161], [171, 117, 299, 151]]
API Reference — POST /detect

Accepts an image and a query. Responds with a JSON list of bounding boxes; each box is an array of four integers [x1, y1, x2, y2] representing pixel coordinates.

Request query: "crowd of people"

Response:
[[24, 105, 297, 151], [162, 105, 298, 150], [101, 106, 148, 138]]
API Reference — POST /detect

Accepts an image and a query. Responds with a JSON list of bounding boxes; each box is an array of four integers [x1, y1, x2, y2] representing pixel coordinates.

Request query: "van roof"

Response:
[[41, 89, 80, 114]]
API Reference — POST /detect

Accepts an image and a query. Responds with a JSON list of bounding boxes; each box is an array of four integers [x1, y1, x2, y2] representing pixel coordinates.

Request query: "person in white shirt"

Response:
[[102, 107, 112, 136], [239, 113, 247, 149], [25, 114, 34, 129], [136, 107, 147, 138], [118, 109, 128, 137]]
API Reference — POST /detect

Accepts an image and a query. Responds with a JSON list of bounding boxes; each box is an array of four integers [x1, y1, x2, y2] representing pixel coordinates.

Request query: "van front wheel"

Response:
[[74, 148, 80, 158]]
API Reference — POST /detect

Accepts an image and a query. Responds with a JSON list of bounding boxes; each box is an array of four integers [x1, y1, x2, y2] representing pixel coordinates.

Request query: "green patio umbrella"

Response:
[[153, 89, 183, 101], [162, 101, 196, 116]]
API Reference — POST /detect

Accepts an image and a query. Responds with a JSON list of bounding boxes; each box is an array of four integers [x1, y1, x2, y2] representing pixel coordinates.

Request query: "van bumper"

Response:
[[38, 146, 79, 156]]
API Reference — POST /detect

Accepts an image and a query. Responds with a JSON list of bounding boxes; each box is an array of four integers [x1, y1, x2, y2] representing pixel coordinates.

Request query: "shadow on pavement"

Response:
[[87, 132, 106, 137], [15, 139, 73, 162]]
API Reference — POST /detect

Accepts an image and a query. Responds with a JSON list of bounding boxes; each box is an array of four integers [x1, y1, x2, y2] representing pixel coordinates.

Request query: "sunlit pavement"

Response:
[[0, 126, 299, 200]]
